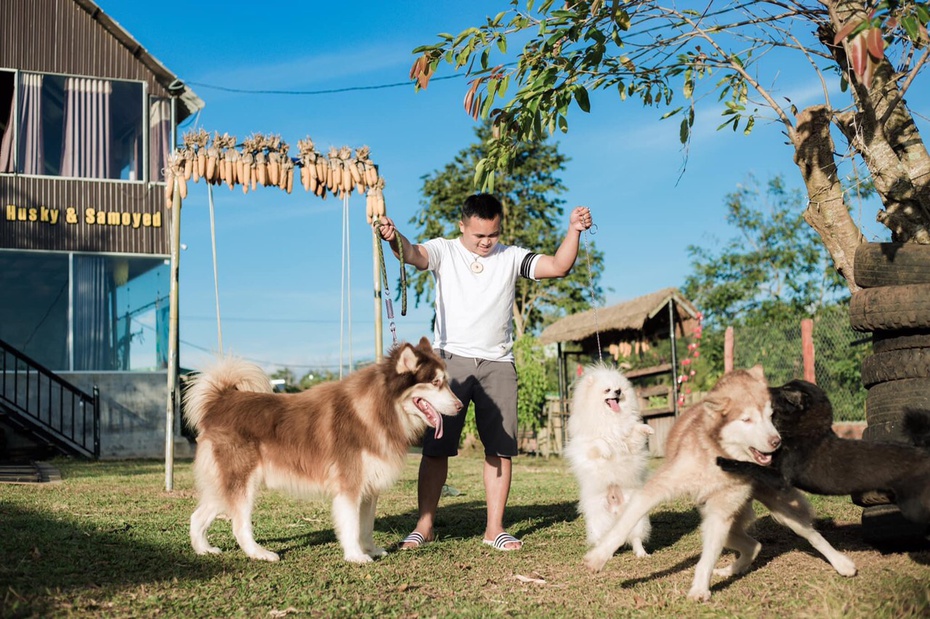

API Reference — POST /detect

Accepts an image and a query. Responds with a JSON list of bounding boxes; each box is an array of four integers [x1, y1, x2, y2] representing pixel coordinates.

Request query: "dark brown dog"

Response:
[[718, 379, 930, 525]]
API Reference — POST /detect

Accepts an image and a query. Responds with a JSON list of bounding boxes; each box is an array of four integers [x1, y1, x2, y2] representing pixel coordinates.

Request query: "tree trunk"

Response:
[[792, 105, 864, 291], [820, 2, 930, 245]]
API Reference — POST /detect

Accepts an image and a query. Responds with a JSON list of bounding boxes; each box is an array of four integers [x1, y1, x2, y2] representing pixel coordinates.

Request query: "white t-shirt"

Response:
[[423, 237, 540, 362]]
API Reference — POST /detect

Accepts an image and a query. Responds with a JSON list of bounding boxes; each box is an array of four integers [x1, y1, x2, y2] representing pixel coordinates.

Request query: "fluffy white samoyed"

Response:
[[564, 363, 654, 557]]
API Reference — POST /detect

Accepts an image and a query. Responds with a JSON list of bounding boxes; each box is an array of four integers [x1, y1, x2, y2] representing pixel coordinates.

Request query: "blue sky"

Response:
[[100, 1, 915, 373]]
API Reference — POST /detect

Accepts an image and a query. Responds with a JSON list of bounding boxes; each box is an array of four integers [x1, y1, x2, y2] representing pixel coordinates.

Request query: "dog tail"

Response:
[[183, 357, 273, 431]]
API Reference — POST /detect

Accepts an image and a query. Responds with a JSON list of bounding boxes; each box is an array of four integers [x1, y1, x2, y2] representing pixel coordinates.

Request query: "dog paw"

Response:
[[632, 546, 650, 558], [687, 587, 712, 602], [713, 565, 735, 578], [636, 423, 654, 436], [248, 548, 280, 562], [345, 552, 375, 564], [832, 554, 857, 577], [366, 546, 388, 558], [193, 544, 222, 556], [583, 551, 608, 573]]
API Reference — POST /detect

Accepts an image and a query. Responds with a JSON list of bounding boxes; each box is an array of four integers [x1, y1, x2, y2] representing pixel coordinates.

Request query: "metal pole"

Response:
[[165, 178, 181, 492]]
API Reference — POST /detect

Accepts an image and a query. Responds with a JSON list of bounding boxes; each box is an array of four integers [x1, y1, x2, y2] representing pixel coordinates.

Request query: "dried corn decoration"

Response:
[[365, 177, 386, 225], [353, 146, 371, 195], [297, 137, 321, 195], [165, 131, 387, 218], [164, 149, 187, 208]]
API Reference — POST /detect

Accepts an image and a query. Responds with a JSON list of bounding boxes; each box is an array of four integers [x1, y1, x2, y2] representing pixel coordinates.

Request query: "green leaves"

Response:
[[573, 85, 591, 112]]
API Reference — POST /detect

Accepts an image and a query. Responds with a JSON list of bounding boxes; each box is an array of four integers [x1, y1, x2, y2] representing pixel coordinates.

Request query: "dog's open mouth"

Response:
[[413, 397, 443, 439], [750, 447, 773, 466], [605, 397, 621, 412]]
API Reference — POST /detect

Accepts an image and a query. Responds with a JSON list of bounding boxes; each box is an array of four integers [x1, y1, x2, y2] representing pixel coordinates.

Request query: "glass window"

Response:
[[0, 250, 70, 370], [149, 96, 171, 183], [0, 70, 14, 173], [73, 255, 168, 371], [14, 73, 144, 180], [0, 251, 170, 372]]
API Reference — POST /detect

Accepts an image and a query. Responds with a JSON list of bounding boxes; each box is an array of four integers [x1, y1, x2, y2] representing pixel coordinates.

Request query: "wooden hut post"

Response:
[[801, 318, 815, 383], [668, 299, 679, 415], [724, 326, 734, 373]]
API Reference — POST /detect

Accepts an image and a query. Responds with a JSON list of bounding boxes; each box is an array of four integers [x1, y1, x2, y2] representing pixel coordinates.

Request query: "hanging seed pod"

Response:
[[278, 143, 291, 191], [197, 150, 206, 179], [206, 145, 218, 182], [300, 162, 311, 192], [236, 156, 246, 189], [278, 158, 288, 191], [223, 151, 235, 190], [349, 158, 363, 185], [238, 154, 250, 194], [183, 151, 193, 181], [190, 148, 202, 183], [366, 188, 374, 224], [255, 151, 267, 187], [164, 169, 174, 208], [365, 162, 378, 186], [267, 151, 280, 187]]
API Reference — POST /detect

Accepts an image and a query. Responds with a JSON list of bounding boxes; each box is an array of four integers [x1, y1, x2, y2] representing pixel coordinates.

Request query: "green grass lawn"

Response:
[[1, 453, 928, 618]]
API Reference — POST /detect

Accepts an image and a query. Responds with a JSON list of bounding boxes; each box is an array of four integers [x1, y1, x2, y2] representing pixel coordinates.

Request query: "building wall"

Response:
[[0, 0, 189, 459], [64, 372, 194, 459], [0, 0, 177, 99], [1, 178, 168, 253]]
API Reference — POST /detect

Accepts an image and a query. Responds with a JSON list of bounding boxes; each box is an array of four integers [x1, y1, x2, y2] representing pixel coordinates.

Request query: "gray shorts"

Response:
[[422, 349, 518, 458]]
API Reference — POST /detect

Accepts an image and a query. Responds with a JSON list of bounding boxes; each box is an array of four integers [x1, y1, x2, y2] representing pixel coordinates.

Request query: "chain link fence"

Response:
[[732, 306, 869, 421]]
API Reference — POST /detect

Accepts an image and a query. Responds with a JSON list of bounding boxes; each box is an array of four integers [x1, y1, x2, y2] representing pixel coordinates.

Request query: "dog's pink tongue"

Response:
[[434, 413, 443, 440], [607, 398, 621, 412]]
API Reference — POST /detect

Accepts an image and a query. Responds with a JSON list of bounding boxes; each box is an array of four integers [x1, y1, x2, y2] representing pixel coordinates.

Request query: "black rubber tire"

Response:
[[865, 378, 930, 443], [872, 328, 930, 353], [849, 284, 930, 332], [861, 347, 930, 387], [855, 242, 930, 287]]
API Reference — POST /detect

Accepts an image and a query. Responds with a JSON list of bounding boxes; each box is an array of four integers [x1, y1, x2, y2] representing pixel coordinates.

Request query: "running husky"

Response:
[[583, 366, 856, 601]]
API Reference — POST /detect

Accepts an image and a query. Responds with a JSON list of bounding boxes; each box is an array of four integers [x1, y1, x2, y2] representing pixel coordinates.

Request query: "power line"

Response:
[[186, 73, 461, 96]]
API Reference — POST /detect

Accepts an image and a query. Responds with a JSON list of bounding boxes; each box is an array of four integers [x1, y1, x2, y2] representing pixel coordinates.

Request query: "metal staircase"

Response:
[[0, 339, 99, 459]]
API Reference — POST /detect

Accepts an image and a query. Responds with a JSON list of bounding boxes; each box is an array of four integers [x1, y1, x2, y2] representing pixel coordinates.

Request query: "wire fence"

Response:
[[731, 306, 870, 421]]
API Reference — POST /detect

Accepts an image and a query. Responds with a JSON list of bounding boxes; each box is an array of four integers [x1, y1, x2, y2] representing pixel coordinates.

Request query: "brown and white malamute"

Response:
[[185, 337, 462, 563]]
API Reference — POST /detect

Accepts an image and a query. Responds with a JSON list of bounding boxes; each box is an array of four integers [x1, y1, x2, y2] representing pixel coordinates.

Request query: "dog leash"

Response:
[[372, 217, 408, 345], [581, 222, 603, 361]]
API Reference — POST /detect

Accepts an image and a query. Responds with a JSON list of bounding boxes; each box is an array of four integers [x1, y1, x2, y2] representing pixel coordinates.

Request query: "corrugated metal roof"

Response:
[[538, 287, 699, 345], [73, 0, 204, 119]]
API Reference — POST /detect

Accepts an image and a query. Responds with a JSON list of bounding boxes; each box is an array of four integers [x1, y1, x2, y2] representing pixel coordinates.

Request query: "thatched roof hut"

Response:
[[539, 287, 699, 351], [538, 288, 700, 457]]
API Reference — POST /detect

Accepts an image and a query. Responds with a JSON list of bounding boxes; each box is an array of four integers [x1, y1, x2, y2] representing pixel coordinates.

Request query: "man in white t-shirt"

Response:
[[377, 193, 593, 551]]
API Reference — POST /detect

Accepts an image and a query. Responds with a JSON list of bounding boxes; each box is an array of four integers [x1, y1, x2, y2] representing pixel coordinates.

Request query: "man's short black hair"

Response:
[[462, 193, 503, 221]]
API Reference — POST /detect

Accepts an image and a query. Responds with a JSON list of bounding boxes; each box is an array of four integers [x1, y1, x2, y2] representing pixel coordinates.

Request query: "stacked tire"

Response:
[[849, 242, 930, 544]]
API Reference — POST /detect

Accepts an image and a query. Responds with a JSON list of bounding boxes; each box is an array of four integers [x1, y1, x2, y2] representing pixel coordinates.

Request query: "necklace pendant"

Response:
[[470, 260, 484, 274]]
